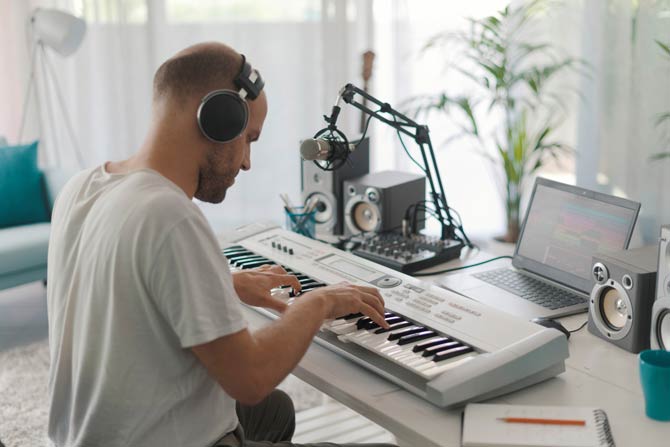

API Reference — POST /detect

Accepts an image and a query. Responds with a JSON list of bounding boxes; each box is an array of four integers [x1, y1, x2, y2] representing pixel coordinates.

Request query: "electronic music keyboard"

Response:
[[219, 223, 569, 408]]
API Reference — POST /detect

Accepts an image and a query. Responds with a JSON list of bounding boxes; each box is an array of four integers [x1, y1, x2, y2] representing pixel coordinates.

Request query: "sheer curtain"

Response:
[[572, 0, 670, 242], [4, 0, 574, 238]]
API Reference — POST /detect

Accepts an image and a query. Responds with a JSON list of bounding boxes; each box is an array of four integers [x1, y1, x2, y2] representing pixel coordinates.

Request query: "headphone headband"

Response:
[[234, 54, 264, 100]]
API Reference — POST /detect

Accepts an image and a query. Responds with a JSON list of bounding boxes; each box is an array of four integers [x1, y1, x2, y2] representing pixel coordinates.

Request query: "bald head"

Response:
[[152, 42, 242, 104]]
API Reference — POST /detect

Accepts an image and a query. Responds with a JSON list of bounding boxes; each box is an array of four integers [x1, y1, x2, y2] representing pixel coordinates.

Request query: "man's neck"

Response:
[[107, 144, 199, 199]]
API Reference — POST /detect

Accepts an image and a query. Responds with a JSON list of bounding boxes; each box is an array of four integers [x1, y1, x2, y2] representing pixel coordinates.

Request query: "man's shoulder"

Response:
[[118, 171, 204, 227]]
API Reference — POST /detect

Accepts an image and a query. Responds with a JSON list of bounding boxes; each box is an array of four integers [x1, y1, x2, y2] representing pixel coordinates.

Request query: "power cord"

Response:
[[412, 255, 513, 277], [569, 320, 588, 334]]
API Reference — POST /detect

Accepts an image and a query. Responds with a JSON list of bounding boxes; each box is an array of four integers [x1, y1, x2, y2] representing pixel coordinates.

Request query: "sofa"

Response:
[[0, 139, 71, 291]]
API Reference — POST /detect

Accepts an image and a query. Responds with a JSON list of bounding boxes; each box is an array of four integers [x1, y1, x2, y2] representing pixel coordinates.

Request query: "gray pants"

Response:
[[214, 390, 397, 447]]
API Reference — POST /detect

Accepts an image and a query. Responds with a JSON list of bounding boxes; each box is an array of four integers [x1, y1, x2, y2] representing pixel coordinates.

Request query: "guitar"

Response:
[[360, 50, 375, 133]]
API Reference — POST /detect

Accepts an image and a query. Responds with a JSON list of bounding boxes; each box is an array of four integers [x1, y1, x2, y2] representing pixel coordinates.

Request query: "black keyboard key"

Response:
[[384, 316, 403, 325], [374, 321, 412, 334], [433, 346, 473, 362], [412, 337, 450, 353], [301, 283, 326, 291], [356, 317, 373, 330], [233, 257, 267, 268], [226, 252, 256, 261], [238, 260, 275, 269], [222, 246, 246, 255], [422, 341, 460, 357], [388, 326, 425, 341], [397, 330, 437, 346], [343, 313, 364, 320]]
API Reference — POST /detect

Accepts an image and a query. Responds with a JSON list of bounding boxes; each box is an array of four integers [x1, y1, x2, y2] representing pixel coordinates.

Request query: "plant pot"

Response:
[[495, 218, 520, 243], [495, 194, 521, 243]]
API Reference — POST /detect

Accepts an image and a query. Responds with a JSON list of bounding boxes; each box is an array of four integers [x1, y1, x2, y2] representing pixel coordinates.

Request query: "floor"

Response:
[[0, 282, 49, 353], [0, 281, 394, 445]]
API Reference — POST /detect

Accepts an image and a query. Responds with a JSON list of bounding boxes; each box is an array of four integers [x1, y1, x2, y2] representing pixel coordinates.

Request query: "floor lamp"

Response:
[[18, 7, 86, 168]]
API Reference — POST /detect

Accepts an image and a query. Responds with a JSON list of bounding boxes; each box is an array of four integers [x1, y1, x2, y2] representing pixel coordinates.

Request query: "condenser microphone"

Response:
[[299, 138, 355, 161]]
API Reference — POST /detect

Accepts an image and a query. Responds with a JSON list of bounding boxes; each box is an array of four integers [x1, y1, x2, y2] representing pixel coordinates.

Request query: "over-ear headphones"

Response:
[[196, 54, 265, 143]]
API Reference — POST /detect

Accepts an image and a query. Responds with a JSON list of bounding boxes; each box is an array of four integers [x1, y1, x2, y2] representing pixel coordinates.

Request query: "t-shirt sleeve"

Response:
[[149, 216, 247, 348]]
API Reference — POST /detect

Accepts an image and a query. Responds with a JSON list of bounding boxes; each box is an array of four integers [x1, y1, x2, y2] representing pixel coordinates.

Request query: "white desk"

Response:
[[241, 244, 670, 446]]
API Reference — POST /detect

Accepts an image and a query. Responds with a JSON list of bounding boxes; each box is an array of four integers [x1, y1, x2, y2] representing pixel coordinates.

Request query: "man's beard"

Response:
[[194, 150, 232, 204]]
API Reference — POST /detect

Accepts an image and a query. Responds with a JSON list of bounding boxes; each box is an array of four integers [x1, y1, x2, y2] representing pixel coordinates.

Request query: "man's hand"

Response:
[[304, 283, 390, 329], [232, 264, 302, 313]]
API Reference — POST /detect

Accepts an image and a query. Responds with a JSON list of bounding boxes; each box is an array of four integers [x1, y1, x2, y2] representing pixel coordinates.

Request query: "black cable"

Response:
[[412, 255, 513, 277], [569, 320, 588, 334]]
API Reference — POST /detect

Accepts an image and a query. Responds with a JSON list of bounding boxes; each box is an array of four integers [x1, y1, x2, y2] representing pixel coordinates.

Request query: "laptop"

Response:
[[441, 177, 641, 319]]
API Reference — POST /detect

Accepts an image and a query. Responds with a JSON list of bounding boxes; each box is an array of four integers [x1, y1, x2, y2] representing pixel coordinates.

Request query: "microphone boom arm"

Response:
[[327, 83, 469, 244]]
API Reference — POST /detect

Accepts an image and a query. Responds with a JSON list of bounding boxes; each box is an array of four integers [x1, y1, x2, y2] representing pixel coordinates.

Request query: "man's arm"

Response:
[[191, 284, 388, 405]]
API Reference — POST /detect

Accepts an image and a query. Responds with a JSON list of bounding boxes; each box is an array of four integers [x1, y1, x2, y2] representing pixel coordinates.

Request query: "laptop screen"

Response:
[[513, 178, 640, 293]]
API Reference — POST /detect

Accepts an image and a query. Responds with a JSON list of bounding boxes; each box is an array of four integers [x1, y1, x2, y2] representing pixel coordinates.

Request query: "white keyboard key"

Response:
[[329, 322, 358, 335]]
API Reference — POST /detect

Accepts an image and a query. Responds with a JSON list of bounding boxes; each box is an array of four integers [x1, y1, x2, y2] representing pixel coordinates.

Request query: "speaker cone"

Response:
[[599, 287, 629, 330], [352, 202, 380, 232], [307, 192, 332, 224]]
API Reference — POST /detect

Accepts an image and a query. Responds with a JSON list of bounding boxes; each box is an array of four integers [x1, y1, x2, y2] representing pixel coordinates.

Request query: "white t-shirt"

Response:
[[46, 165, 247, 447]]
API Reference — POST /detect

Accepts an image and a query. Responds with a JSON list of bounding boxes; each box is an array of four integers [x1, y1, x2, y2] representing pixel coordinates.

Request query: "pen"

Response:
[[496, 417, 586, 426]]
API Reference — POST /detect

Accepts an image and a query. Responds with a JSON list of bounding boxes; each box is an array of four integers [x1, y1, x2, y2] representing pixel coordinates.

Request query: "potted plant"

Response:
[[406, 1, 583, 242]]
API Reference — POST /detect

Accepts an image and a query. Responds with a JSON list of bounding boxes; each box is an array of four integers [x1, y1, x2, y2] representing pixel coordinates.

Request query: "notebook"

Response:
[[462, 404, 615, 447]]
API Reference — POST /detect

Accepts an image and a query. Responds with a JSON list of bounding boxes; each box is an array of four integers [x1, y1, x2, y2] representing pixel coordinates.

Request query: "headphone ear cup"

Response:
[[197, 90, 249, 143]]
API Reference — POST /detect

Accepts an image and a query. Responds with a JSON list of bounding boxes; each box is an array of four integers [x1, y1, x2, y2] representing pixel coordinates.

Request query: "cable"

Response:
[[391, 113, 427, 174], [569, 320, 588, 334], [357, 113, 374, 149], [412, 255, 513, 277]]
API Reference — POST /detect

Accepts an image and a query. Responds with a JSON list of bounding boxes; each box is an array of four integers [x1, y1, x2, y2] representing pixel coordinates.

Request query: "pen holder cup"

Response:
[[639, 349, 670, 421], [285, 206, 316, 239]]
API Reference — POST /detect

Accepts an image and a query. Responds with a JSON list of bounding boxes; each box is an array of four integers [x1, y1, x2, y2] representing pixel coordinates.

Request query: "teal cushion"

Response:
[[0, 141, 50, 228]]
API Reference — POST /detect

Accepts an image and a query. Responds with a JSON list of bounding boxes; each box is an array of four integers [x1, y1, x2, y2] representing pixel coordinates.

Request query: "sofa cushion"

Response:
[[0, 223, 50, 276], [0, 141, 50, 229]]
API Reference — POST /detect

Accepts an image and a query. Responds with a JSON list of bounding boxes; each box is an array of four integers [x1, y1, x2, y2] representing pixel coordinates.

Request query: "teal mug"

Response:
[[639, 349, 670, 421]]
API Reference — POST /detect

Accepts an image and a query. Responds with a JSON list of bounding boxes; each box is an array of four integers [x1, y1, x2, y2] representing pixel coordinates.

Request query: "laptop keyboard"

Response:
[[473, 268, 587, 310]]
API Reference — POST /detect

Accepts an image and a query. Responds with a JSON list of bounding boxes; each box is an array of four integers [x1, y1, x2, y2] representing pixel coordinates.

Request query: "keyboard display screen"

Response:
[[517, 183, 637, 281]]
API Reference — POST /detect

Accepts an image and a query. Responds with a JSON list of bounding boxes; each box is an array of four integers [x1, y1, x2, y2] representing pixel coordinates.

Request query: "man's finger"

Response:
[[270, 274, 302, 293], [360, 291, 386, 318], [359, 302, 389, 329], [266, 264, 288, 275], [354, 285, 385, 307]]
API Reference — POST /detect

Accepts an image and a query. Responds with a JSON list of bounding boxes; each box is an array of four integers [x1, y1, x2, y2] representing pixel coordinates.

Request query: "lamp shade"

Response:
[[31, 8, 86, 57]]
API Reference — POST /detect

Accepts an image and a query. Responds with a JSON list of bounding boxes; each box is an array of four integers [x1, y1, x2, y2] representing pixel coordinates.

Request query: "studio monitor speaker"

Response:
[[651, 225, 670, 350], [588, 245, 658, 353], [342, 170, 425, 238], [301, 137, 370, 237]]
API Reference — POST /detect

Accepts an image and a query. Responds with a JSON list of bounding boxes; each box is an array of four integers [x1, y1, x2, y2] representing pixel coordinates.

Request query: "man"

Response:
[[46, 42, 395, 447]]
